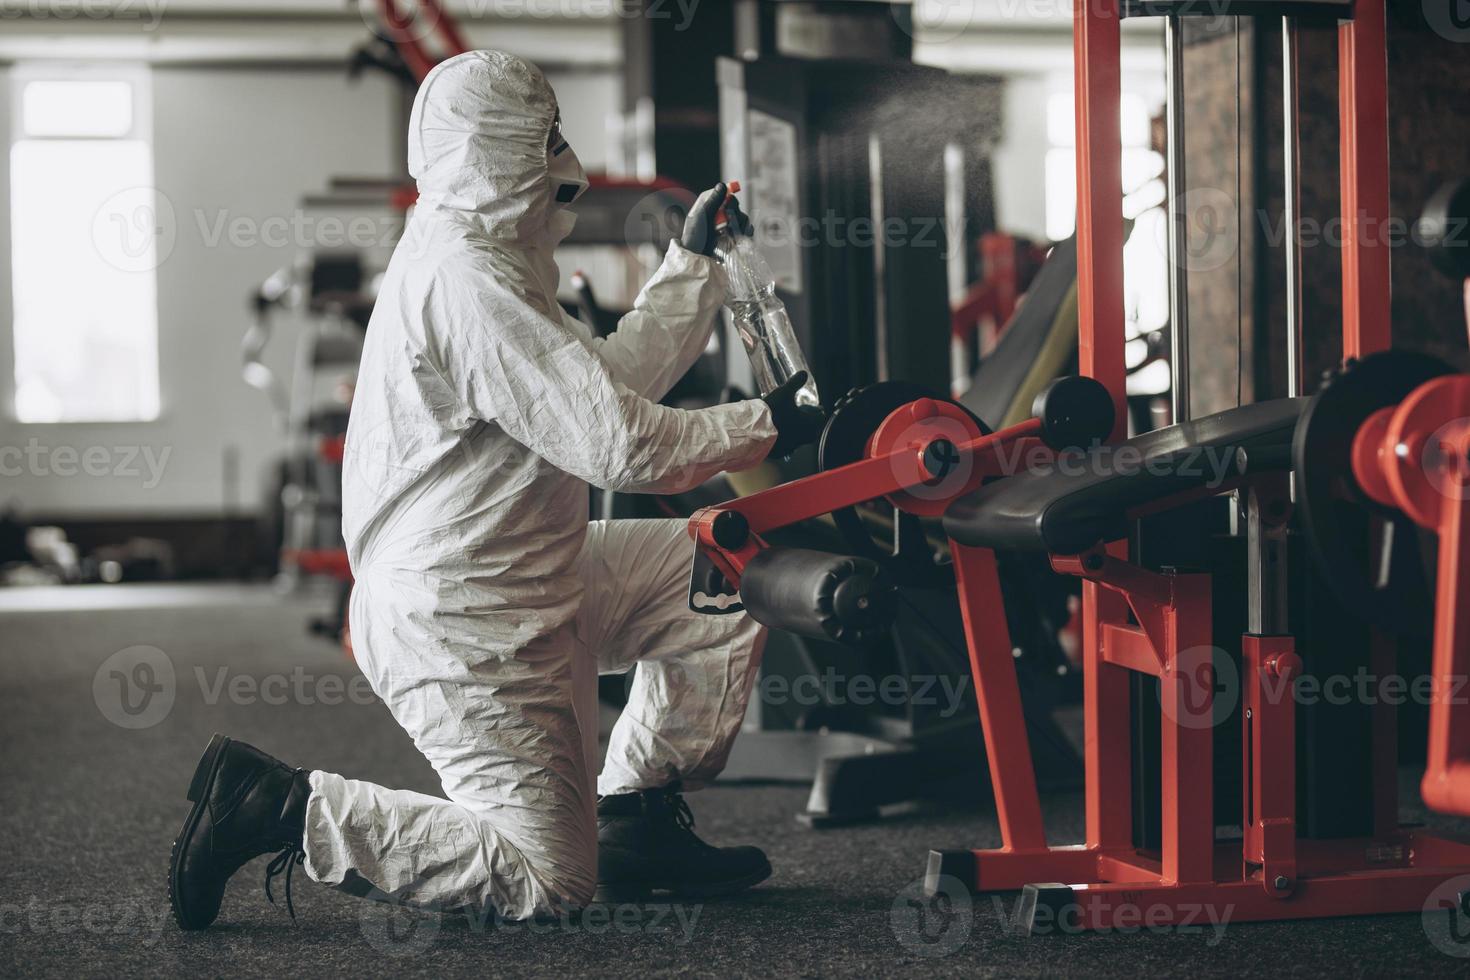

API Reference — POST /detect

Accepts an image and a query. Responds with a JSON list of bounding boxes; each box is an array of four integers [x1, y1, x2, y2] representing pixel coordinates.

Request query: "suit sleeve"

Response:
[[426, 263, 776, 495], [586, 241, 728, 402]]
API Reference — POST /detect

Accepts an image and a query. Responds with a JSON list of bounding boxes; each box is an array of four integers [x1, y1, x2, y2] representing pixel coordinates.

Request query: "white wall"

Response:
[[0, 27, 1164, 520], [919, 21, 1166, 244], [0, 67, 399, 519], [989, 68, 1167, 243], [991, 73, 1056, 241], [0, 63, 619, 520]]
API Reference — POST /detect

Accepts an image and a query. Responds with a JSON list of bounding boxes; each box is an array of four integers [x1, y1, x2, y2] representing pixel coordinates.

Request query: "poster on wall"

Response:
[[744, 109, 803, 296]]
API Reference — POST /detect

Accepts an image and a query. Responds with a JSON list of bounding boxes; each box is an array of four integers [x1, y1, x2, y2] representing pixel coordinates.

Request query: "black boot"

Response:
[[596, 784, 771, 901], [168, 733, 312, 930]]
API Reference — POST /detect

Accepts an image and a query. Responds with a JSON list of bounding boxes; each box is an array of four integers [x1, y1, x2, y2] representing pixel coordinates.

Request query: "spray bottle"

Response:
[[714, 183, 822, 409]]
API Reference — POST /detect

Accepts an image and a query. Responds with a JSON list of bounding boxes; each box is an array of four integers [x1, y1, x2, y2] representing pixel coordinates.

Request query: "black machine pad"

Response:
[[943, 398, 1305, 554]]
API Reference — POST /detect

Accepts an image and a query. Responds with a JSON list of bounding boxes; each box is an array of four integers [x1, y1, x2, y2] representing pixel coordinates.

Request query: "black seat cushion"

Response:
[[943, 398, 1305, 554]]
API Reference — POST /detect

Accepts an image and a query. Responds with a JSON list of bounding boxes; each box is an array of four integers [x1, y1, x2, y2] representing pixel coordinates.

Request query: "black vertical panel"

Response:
[[1131, 498, 1243, 848], [874, 113, 950, 391], [717, 56, 1000, 399], [812, 126, 876, 395], [1291, 530, 1374, 839], [622, 0, 733, 191]]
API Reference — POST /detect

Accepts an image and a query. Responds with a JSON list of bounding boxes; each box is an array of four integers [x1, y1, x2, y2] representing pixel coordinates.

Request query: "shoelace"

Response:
[[669, 793, 696, 832], [264, 844, 306, 921], [664, 792, 716, 850]]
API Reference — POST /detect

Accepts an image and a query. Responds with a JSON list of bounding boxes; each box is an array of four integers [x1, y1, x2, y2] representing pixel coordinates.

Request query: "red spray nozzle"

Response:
[[716, 180, 743, 228]]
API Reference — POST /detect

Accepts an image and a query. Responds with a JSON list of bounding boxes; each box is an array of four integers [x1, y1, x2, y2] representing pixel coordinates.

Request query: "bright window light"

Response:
[[22, 80, 134, 138], [1122, 147, 1165, 196], [10, 72, 159, 423], [1044, 147, 1076, 241], [1119, 93, 1150, 148], [1044, 91, 1160, 240], [1046, 92, 1153, 149], [1046, 93, 1075, 148]]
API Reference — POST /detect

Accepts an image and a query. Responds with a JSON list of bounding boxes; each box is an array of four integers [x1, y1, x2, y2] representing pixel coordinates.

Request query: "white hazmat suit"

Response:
[[305, 50, 778, 920]]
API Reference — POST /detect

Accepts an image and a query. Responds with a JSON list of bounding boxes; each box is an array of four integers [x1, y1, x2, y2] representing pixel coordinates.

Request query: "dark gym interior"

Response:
[[3, 1, 1470, 976]]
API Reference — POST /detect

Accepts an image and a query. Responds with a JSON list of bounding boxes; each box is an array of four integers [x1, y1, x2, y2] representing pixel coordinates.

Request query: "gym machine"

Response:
[[242, 254, 369, 640], [689, 0, 1470, 932]]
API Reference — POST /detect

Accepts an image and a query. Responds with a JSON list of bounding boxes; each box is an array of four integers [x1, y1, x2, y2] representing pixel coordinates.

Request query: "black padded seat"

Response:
[[943, 398, 1306, 554]]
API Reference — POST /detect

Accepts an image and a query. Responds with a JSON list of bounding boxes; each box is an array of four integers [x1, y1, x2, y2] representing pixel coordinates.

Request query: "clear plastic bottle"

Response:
[[715, 191, 821, 409]]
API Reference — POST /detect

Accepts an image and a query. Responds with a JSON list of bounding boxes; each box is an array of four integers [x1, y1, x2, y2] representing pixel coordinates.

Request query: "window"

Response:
[[10, 69, 160, 422], [1043, 92, 1162, 241]]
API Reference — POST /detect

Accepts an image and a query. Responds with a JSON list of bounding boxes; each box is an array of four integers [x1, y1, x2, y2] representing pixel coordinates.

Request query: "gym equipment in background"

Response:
[[1294, 178, 1470, 817], [949, 232, 1049, 394], [694, 0, 1470, 934], [243, 252, 370, 642]]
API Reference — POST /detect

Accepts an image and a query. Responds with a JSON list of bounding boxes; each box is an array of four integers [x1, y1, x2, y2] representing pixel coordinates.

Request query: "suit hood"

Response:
[[407, 50, 559, 243]]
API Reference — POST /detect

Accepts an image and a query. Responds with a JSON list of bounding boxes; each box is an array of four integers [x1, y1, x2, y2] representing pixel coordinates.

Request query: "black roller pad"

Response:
[[739, 547, 895, 645], [1033, 376, 1116, 451]]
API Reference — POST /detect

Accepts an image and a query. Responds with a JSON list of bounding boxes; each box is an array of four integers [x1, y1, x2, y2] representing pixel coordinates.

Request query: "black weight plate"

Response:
[[1421, 178, 1470, 282], [1292, 350, 1451, 635]]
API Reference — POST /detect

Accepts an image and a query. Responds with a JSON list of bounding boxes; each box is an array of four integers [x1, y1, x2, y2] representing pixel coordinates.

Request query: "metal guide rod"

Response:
[[1282, 16, 1305, 398], [1165, 14, 1190, 424], [1246, 488, 1290, 634], [869, 133, 890, 382], [1237, 19, 1293, 636]]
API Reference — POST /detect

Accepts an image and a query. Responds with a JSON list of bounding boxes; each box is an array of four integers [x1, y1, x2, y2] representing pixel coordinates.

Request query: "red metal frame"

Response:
[[1339, 0, 1392, 359], [1352, 375, 1470, 815], [690, 386, 1470, 929], [959, 0, 1470, 929], [283, 548, 352, 581], [689, 411, 1046, 588], [686, 0, 1470, 933], [950, 233, 1048, 366], [1072, 0, 1132, 873], [376, 0, 469, 83], [280, 435, 351, 586], [1073, 0, 1127, 444]]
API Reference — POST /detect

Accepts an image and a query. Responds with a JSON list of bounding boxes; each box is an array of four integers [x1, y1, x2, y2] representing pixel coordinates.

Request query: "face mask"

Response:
[[547, 136, 589, 208]]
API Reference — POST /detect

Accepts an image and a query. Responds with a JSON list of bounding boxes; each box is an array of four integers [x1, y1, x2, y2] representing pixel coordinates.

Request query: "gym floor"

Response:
[[4, 585, 1469, 978]]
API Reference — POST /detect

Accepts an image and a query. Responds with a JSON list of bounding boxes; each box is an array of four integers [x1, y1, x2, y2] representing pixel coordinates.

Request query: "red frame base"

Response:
[[936, 831, 1470, 931]]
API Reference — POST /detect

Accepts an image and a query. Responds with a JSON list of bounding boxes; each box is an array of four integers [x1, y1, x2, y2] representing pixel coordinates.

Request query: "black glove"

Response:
[[762, 371, 825, 459], [680, 182, 729, 257]]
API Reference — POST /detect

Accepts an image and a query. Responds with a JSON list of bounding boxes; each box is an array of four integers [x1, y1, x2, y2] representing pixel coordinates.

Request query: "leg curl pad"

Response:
[[739, 547, 896, 645]]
